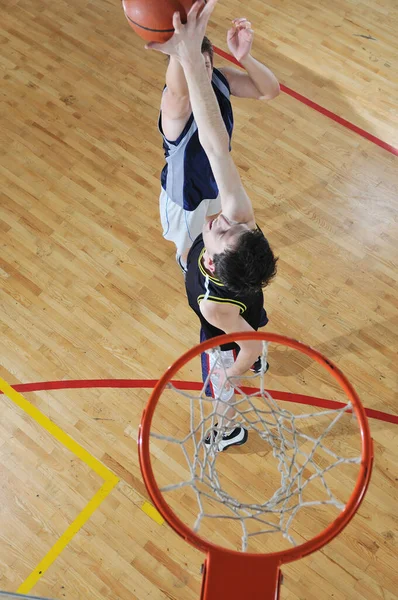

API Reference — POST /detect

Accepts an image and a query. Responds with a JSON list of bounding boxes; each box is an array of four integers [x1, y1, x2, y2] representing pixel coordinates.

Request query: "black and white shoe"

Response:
[[250, 357, 269, 375], [204, 425, 248, 452]]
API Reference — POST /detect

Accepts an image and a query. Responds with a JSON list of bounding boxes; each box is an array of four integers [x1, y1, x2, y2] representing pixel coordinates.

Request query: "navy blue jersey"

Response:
[[185, 234, 266, 351], [159, 68, 233, 211]]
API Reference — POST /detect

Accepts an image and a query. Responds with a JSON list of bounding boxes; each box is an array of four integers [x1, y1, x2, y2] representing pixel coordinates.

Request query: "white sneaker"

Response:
[[204, 425, 248, 452]]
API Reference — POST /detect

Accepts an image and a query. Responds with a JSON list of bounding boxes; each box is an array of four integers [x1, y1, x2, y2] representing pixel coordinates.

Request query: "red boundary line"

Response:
[[1, 379, 397, 425], [213, 46, 398, 157]]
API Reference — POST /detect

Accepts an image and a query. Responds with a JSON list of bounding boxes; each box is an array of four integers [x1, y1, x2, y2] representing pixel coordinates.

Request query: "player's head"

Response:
[[203, 214, 278, 294], [201, 36, 214, 80]]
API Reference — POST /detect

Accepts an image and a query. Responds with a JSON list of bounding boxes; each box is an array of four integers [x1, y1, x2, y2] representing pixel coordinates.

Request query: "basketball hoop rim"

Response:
[[138, 331, 373, 565]]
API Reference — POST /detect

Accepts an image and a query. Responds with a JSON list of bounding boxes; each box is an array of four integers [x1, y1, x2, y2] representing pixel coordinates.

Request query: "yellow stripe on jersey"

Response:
[[198, 295, 247, 314]]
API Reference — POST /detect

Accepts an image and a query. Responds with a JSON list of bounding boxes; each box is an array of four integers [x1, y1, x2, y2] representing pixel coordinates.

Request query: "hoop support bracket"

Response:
[[200, 549, 283, 600]]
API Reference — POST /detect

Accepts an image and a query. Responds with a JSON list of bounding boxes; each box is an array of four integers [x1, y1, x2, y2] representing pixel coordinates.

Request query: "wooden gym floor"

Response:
[[0, 0, 397, 598]]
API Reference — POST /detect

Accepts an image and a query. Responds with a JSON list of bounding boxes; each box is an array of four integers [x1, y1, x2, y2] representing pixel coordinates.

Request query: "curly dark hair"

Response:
[[213, 229, 278, 295], [201, 36, 214, 66]]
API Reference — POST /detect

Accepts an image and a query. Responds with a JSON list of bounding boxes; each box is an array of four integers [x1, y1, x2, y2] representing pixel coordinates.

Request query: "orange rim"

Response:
[[139, 331, 374, 565]]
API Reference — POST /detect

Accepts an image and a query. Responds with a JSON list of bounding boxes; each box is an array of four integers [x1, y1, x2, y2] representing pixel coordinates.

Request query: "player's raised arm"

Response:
[[160, 57, 191, 141], [180, 55, 255, 227], [146, 0, 255, 227], [220, 18, 280, 101]]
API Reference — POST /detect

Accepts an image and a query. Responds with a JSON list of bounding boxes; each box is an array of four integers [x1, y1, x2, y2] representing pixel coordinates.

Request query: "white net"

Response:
[[149, 340, 363, 553]]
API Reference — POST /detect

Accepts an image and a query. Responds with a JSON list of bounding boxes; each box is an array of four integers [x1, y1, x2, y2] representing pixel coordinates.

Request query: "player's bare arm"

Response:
[[200, 300, 263, 377], [161, 57, 191, 140], [221, 62, 280, 100], [220, 18, 280, 100], [146, 0, 256, 226]]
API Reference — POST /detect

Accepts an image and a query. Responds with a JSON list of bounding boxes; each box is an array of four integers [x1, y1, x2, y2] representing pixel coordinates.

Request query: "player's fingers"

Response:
[[172, 11, 182, 33], [200, 0, 219, 21], [145, 42, 163, 52], [187, 0, 204, 22], [236, 21, 251, 30]]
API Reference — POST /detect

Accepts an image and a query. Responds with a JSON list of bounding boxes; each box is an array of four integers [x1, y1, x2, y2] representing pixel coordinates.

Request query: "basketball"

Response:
[[122, 0, 196, 43]]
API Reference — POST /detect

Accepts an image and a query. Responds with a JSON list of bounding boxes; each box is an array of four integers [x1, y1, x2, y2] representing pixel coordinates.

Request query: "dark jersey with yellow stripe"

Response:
[[185, 234, 266, 350]]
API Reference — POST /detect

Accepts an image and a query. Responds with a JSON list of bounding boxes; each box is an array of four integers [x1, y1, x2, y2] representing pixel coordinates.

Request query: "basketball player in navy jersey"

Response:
[[159, 18, 279, 272], [147, 0, 278, 451]]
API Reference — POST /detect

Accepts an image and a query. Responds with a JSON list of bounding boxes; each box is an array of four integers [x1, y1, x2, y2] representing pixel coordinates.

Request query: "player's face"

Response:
[[203, 213, 249, 258], [203, 52, 213, 80]]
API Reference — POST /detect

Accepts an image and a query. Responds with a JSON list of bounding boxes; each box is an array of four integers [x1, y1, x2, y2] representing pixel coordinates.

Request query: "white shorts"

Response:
[[159, 188, 222, 255]]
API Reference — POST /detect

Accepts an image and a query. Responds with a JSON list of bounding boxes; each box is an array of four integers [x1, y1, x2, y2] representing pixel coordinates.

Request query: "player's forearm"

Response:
[[166, 56, 190, 97], [227, 340, 263, 378], [180, 56, 229, 155], [240, 55, 280, 99]]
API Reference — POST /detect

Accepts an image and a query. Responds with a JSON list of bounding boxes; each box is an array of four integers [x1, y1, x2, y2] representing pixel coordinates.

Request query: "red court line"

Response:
[[213, 46, 398, 157], [1, 379, 396, 425]]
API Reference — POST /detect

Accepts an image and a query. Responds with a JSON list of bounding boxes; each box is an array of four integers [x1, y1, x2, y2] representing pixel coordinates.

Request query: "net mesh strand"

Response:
[[150, 342, 362, 551]]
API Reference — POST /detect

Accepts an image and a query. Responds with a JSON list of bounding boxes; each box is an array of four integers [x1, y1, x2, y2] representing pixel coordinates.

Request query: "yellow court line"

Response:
[[17, 478, 118, 593], [0, 377, 119, 592], [141, 501, 164, 526], [0, 377, 115, 480]]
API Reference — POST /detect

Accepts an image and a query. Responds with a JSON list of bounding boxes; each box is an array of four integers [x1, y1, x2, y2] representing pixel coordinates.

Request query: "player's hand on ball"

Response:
[[227, 18, 254, 62], [145, 0, 218, 61]]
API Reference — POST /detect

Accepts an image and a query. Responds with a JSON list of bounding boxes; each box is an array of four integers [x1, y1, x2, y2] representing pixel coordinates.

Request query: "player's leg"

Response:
[[159, 188, 204, 273], [202, 341, 248, 451], [159, 191, 222, 272]]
